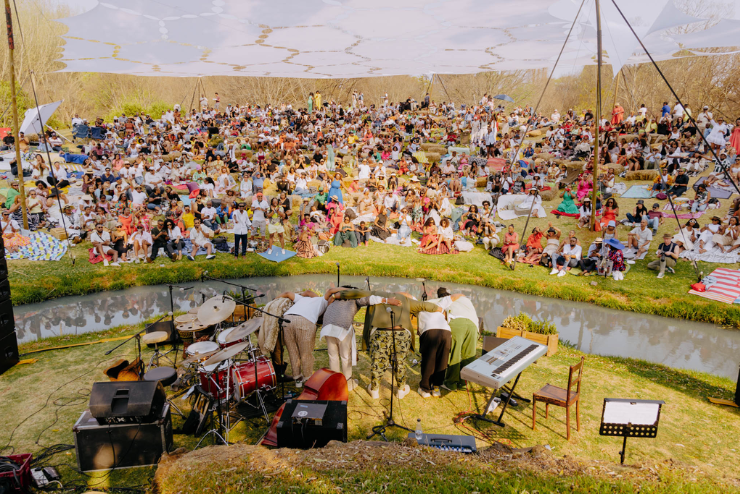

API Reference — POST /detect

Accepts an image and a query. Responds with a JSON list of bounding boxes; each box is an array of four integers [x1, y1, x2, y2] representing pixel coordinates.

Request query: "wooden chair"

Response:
[[532, 356, 584, 440]]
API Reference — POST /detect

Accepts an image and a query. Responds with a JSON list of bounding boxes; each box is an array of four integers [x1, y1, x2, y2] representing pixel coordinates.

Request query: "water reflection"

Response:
[[13, 275, 740, 379]]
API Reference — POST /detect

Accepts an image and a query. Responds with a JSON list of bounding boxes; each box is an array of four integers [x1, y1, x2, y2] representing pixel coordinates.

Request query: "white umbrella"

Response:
[[20, 100, 63, 135]]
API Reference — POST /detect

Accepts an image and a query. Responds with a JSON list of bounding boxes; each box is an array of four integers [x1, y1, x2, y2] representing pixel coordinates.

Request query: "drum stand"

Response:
[[195, 360, 234, 448], [237, 334, 270, 423]]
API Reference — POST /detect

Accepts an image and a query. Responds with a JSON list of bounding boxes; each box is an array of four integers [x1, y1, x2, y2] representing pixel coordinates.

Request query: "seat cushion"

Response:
[[144, 366, 177, 387]]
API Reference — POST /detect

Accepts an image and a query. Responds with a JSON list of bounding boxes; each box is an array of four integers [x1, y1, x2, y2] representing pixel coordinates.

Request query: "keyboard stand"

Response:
[[469, 372, 522, 427]]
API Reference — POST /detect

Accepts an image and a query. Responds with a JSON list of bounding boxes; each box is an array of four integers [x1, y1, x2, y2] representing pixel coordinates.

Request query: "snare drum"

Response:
[[199, 360, 231, 401], [231, 357, 276, 401]]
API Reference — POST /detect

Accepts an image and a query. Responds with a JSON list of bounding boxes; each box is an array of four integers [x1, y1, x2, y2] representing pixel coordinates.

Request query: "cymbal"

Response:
[[198, 296, 237, 326], [177, 321, 209, 333], [182, 349, 220, 365], [202, 342, 250, 366], [188, 306, 200, 315], [175, 314, 198, 324], [225, 317, 263, 342]]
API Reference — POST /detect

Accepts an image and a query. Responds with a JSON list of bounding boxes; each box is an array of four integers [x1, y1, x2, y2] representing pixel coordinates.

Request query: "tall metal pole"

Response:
[[612, 69, 621, 112], [4, 0, 28, 229], [590, 0, 602, 231]]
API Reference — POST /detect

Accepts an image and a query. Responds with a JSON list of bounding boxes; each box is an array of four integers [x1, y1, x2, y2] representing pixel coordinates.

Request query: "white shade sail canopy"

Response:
[[53, 0, 740, 78]]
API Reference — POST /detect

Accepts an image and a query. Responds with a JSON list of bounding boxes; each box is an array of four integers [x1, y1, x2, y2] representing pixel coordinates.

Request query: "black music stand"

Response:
[[367, 308, 412, 441], [599, 398, 665, 464], [468, 372, 523, 428]]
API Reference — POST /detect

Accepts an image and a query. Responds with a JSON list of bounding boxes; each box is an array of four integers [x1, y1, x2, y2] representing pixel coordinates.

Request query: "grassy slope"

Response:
[[8, 172, 740, 326], [3, 318, 739, 492]]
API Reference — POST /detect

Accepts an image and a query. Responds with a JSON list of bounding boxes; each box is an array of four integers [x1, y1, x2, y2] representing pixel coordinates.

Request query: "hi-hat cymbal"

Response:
[[175, 314, 198, 324], [198, 296, 237, 326], [202, 342, 250, 366], [177, 321, 209, 333], [225, 317, 263, 342]]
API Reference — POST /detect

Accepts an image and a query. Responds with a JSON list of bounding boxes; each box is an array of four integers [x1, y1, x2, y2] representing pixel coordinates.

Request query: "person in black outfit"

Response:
[[150, 219, 174, 261], [667, 168, 690, 197]]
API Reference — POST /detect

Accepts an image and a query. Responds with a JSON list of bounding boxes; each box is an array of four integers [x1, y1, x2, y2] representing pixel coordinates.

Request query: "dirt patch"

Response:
[[154, 440, 737, 492]]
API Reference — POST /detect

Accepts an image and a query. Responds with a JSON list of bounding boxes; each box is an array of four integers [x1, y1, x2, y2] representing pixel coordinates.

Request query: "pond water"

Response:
[[13, 274, 740, 379]]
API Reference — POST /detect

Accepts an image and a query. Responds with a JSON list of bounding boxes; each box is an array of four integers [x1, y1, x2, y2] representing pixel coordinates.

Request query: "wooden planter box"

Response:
[[496, 327, 559, 356]]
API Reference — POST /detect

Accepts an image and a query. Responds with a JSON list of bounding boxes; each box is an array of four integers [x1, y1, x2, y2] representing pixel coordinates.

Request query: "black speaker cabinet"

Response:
[[276, 400, 347, 449], [735, 365, 740, 406], [73, 404, 173, 472], [89, 381, 166, 424], [0, 299, 14, 340], [0, 331, 19, 375], [0, 258, 9, 282]]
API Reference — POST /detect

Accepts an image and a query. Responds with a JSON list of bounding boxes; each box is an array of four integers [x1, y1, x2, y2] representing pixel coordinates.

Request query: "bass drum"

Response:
[[231, 357, 276, 401]]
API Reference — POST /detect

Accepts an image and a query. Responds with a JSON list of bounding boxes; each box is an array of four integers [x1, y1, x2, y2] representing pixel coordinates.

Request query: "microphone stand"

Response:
[[165, 284, 192, 368], [367, 307, 412, 441], [105, 314, 168, 380], [336, 262, 340, 287]]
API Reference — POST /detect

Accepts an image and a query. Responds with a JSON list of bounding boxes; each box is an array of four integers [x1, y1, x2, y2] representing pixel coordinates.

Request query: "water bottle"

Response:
[[415, 418, 423, 441]]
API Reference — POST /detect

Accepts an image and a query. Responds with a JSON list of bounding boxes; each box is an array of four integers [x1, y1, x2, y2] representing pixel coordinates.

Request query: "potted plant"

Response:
[[497, 313, 559, 356]]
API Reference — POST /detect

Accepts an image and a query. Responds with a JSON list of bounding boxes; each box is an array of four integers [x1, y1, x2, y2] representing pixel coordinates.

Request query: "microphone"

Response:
[[180, 286, 194, 292], [336, 262, 340, 267], [222, 290, 228, 302], [386, 306, 393, 313], [252, 294, 265, 298], [167, 311, 173, 316]]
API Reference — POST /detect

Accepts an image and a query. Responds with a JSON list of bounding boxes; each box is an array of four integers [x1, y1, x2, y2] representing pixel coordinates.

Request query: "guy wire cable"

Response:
[[11, 0, 73, 253], [509, 0, 587, 248], [609, 0, 740, 197]]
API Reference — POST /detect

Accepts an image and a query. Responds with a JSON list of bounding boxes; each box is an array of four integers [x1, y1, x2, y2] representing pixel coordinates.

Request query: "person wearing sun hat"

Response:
[[605, 237, 626, 280]]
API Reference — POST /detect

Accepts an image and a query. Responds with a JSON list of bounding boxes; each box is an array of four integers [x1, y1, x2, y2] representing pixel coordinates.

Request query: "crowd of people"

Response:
[[1, 91, 739, 279]]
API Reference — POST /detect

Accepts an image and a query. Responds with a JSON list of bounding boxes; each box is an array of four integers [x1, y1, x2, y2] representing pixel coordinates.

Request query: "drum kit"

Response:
[[176, 297, 277, 446]]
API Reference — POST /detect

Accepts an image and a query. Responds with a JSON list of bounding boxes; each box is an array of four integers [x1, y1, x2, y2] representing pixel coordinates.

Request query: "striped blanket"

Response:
[[689, 268, 740, 304]]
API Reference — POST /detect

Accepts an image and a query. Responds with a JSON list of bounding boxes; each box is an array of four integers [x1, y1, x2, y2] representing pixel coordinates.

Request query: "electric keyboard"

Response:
[[408, 433, 477, 453], [461, 336, 547, 389]]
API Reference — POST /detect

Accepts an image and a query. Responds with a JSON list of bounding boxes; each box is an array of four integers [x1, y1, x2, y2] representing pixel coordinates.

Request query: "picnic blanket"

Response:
[[620, 185, 654, 199], [7, 232, 67, 261], [60, 152, 88, 164], [680, 246, 740, 264], [689, 268, 740, 304], [259, 248, 296, 263], [692, 176, 735, 200], [661, 203, 709, 220]]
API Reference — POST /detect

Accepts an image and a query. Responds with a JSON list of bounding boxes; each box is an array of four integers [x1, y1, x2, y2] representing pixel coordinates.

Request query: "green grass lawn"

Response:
[[3, 316, 739, 492]]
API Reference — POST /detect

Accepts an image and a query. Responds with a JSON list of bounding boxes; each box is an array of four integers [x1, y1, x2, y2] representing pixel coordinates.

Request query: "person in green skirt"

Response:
[[307, 92, 314, 113], [432, 288, 479, 391], [554, 186, 579, 216]]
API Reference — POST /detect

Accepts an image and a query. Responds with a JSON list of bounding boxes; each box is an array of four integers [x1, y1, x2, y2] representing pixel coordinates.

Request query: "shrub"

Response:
[[501, 312, 558, 335]]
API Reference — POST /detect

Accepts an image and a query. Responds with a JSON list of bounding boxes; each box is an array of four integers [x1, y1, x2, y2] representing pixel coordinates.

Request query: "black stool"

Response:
[[144, 367, 184, 417]]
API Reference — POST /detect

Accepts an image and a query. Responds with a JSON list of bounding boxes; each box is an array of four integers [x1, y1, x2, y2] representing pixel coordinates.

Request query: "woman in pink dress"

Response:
[[730, 118, 740, 154], [576, 176, 593, 201]]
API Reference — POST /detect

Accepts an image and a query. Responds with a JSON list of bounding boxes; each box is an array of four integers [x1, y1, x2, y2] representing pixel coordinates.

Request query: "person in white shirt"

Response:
[[200, 201, 219, 232], [251, 191, 269, 242], [277, 290, 332, 385], [434, 288, 479, 391], [627, 219, 653, 258], [438, 218, 454, 252], [130, 185, 148, 209], [551, 236, 582, 277], [187, 218, 216, 260], [357, 160, 371, 181], [165, 218, 185, 260], [231, 202, 252, 257], [415, 293, 452, 398], [91, 223, 120, 266], [128, 224, 152, 263]]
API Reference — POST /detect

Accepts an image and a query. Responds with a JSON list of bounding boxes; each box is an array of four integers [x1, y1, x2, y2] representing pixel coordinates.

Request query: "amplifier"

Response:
[[276, 400, 347, 449], [0, 330, 19, 375], [73, 404, 173, 472], [408, 432, 477, 453], [0, 279, 10, 304], [89, 381, 166, 424]]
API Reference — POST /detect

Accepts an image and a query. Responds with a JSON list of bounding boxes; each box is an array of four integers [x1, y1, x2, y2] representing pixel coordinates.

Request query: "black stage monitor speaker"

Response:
[[0, 331, 19, 375], [89, 381, 166, 424], [276, 399, 347, 449], [736, 365, 740, 407], [73, 404, 173, 472], [0, 299, 15, 340]]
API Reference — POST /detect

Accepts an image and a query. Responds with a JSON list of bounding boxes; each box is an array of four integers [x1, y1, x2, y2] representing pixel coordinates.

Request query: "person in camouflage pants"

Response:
[[369, 329, 412, 390]]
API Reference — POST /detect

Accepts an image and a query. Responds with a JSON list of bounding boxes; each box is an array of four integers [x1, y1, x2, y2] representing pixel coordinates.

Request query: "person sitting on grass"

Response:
[[334, 215, 358, 248], [501, 224, 519, 269], [647, 234, 679, 278], [579, 237, 603, 276], [520, 226, 544, 265], [479, 220, 499, 251], [91, 223, 120, 267], [128, 224, 152, 263], [355, 221, 370, 247], [627, 218, 653, 259], [551, 235, 582, 277], [187, 217, 216, 261], [605, 238, 627, 281]]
